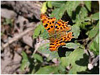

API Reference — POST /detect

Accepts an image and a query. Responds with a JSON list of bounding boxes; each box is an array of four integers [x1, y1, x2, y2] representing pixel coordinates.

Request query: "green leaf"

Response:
[[40, 29, 49, 40], [72, 25, 80, 38], [65, 42, 80, 49], [73, 6, 91, 30], [61, 48, 88, 74], [5, 19, 11, 24], [71, 6, 88, 29], [86, 22, 99, 39], [33, 23, 49, 39], [41, 2, 47, 13], [33, 25, 41, 39], [66, 1, 81, 17], [1, 32, 3, 36], [38, 43, 59, 60], [89, 34, 99, 55], [57, 65, 66, 74], [36, 66, 58, 74], [80, 21, 91, 27], [20, 51, 30, 71], [47, 1, 52, 8], [90, 12, 99, 20], [3, 18, 13, 26], [33, 24, 45, 39], [51, 1, 66, 8], [61, 48, 84, 66], [84, 1, 91, 11], [51, 4, 66, 20], [76, 7, 88, 22], [32, 54, 43, 62]]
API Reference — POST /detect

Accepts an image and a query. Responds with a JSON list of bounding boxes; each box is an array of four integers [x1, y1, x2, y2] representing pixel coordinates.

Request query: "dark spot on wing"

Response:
[[51, 26, 53, 28], [60, 41, 62, 43], [55, 26, 58, 28], [52, 21, 54, 23], [56, 40, 58, 42], [58, 23, 61, 26], [47, 28, 50, 30], [56, 42, 58, 44], [60, 27, 62, 29], [47, 21, 49, 23], [44, 24, 48, 27], [50, 43, 54, 45], [60, 38, 63, 40]]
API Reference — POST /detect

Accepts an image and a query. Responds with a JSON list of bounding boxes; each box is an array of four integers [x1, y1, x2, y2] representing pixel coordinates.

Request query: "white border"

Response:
[[1, 0, 99, 1], [0, 1, 1, 74], [99, 0, 100, 74], [0, 0, 99, 75]]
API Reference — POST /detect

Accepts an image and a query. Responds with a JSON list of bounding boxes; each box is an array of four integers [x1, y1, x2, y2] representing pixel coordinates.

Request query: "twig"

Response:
[[92, 55, 99, 65], [88, 55, 99, 70], [32, 38, 41, 56], [32, 38, 49, 57], [2, 22, 40, 49]]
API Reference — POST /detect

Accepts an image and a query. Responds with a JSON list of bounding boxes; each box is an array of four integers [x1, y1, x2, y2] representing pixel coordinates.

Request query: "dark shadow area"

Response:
[[77, 61, 99, 74], [76, 54, 99, 74], [32, 38, 36, 54], [27, 15, 40, 23], [1, 4, 13, 10], [77, 29, 88, 43], [58, 46, 74, 57], [62, 11, 73, 25], [75, 54, 89, 66], [72, 6, 81, 21], [91, 1, 99, 14]]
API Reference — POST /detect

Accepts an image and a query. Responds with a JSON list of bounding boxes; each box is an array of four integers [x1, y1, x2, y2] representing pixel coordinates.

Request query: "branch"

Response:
[[2, 22, 40, 49], [88, 55, 99, 70]]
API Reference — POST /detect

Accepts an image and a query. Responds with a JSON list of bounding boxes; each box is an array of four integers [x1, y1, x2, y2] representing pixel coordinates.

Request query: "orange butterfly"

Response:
[[40, 14, 73, 51]]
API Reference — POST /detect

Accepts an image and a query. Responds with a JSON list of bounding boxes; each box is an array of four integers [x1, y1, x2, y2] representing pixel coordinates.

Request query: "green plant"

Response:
[[21, 1, 99, 74]]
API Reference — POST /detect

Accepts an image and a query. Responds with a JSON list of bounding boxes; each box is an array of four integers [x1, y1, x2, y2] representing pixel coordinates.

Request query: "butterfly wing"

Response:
[[41, 14, 59, 51], [40, 14, 56, 36], [55, 19, 71, 32], [49, 38, 66, 51], [41, 14, 73, 51], [49, 32, 73, 51], [60, 32, 73, 42]]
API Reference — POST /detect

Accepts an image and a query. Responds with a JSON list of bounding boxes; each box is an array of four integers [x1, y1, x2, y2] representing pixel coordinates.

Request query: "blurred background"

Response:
[[1, 1, 99, 74]]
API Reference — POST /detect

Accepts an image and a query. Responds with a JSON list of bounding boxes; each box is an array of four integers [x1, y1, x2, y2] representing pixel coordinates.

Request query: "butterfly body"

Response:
[[40, 14, 73, 51]]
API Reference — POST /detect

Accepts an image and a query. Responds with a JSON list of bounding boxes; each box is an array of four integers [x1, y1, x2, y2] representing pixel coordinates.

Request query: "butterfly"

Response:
[[40, 14, 73, 51]]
